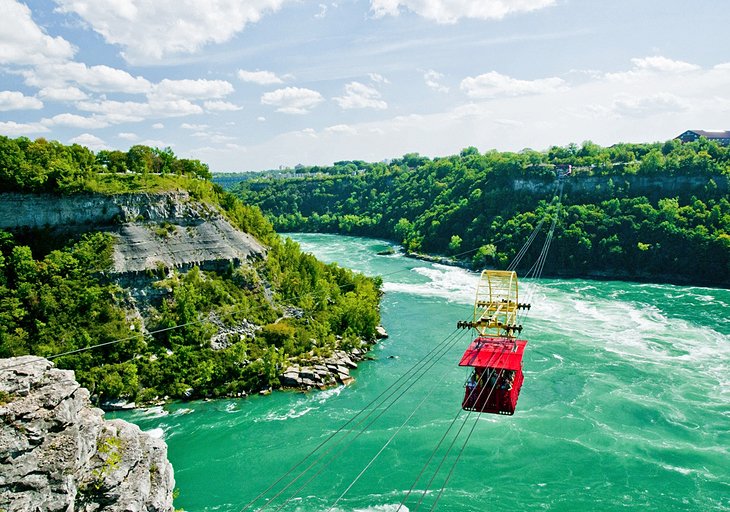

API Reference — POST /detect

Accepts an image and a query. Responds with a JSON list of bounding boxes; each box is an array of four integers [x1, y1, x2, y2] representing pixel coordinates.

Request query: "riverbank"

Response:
[[101, 325, 389, 411]]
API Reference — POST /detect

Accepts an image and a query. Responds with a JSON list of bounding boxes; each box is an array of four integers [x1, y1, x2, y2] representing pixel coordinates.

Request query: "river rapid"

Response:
[[115, 233, 730, 512]]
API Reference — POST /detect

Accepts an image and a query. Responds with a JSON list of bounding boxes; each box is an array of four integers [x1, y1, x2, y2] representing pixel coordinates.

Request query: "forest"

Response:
[[231, 139, 730, 286], [0, 136, 382, 403]]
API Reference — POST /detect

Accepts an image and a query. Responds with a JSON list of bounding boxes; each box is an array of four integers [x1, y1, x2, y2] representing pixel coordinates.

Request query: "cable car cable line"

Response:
[[241, 324, 468, 511], [507, 181, 561, 272], [256, 327, 471, 512], [323, 337, 465, 512], [399, 181, 566, 510], [397, 348, 509, 511], [424, 371, 508, 512]]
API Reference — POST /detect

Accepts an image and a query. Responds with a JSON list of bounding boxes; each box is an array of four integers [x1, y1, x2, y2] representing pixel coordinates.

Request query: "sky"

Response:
[[0, 0, 728, 171]]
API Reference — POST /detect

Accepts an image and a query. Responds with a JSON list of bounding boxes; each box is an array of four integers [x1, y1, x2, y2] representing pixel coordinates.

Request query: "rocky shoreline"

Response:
[[272, 324, 389, 393], [280, 348, 363, 390], [102, 324, 389, 410]]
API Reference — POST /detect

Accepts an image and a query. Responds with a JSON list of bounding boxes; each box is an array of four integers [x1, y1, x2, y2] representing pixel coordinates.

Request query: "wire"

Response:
[[240, 326, 466, 511], [396, 345, 507, 511], [324, 333, 462, 512], [257, 327, 469, 512]]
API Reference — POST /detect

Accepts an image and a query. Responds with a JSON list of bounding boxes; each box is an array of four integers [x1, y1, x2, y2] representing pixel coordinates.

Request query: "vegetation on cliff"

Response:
[[0, 136, 382, 404], [0, 135, 211, 193], [230, 139, 730, 285]]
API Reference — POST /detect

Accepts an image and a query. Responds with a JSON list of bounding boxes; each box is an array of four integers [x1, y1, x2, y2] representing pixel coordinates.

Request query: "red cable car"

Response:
[[457, 270, 530, 415], [459, 337, 527, 415]]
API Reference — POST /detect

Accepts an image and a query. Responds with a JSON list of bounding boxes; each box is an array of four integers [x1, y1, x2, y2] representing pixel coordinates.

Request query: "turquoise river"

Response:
[[115, 233, 730, 512]]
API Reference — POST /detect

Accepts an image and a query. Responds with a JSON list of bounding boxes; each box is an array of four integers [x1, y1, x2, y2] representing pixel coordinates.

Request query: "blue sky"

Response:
[[0, 0, 728, 171]]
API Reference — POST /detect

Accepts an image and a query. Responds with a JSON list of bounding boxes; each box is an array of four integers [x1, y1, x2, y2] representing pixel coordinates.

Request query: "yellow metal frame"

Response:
[[472, 270, 519, 338]]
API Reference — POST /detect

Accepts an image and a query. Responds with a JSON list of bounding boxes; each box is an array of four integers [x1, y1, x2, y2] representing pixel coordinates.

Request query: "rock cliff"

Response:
[[0, 356, 175, 511], [0, 191, 266, 274]]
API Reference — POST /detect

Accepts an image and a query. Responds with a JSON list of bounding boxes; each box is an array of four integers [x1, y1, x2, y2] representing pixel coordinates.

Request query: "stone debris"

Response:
[[279, 346, 372, 391], [207, 313, 261, 351], [0, 356, 175, 512]]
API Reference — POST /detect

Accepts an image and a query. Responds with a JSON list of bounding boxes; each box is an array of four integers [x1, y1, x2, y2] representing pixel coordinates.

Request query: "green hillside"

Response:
[[231, 140, 730, 286], [0, 136, 382, 404]]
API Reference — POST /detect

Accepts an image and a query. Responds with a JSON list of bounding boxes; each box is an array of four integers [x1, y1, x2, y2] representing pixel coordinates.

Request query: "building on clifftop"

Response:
[[675, 130, 730, 145]]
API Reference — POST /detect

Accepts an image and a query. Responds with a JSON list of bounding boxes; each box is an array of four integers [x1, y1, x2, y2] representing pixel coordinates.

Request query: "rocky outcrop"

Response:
[[0, 356, 174, 512], [279, 346, 377, 390], [0, 191, 266, 274], [0, 191, 206, 230], [279, 326, 388, 390], [111, 217, 264, 273]]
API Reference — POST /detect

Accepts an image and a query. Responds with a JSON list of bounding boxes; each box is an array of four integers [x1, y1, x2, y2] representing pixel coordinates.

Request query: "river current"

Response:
[[115, 233, 730, 511]]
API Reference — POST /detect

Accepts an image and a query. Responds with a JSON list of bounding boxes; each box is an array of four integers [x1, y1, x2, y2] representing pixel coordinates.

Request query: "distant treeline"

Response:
[[0, 135, 211, 193], [232, 139, 730, 286]]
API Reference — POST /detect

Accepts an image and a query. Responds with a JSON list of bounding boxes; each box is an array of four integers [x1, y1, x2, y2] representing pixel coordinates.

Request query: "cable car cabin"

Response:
[[459, 337, 527, 415]]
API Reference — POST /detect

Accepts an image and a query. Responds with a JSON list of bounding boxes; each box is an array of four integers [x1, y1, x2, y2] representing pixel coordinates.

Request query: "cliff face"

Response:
[[0, 356, 174, 512], [512, 174, 728, 195], [0, 191, 266, 274]]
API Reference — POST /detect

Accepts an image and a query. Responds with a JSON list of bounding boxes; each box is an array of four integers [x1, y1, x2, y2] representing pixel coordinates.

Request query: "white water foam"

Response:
[[145, 427, 165, 439], [140, 406, 168, 419], [383, 264, 479, 304], [259, 406, 314, 422], [315, 385, 344, 403]]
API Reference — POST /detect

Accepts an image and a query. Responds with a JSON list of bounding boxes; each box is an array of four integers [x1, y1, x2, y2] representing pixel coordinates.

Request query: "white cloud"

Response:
[[38, 86, 88, 101], [370, 0, 556, 23], [611, 93, 689, 118], [181, 123, 210, 130], [314, 3, 328, 18], [369, 73, 390, 84], [0, 91, 43, 111], [69, 133, 107, 150], [238, 69, 283, 85], [631, 56, 700, 74], [424, 69, 448, 92], [325, 124, 357, 134], [606, 56, 704, 83], [53, 0, 288, 63], [152, 123, 164, 129], [138, 139, 172, 149], [153, 79, 234, 100], [0, 0, 75, 66], [261, 87, 324, 114], [460, 71, 565, 98], [257, 116, 266, 122], [204, 100, 243, 111], [118, 132, 139, 141], [42, 113, 109, 129], [334, 82, 387, 110], [23, 62, 152, 94], [192, 131, 236, 144], [0, 120, 49, 136], [76, 98, 203, 123]]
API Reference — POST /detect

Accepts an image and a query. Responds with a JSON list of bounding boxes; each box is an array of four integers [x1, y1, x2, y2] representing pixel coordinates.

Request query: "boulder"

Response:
[[0, 356, 175, 512]]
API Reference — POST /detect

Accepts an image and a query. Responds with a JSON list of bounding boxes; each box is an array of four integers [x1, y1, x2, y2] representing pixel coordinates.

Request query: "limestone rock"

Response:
[[0, 356, 175, 512], [0, 192, 266, 275]]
